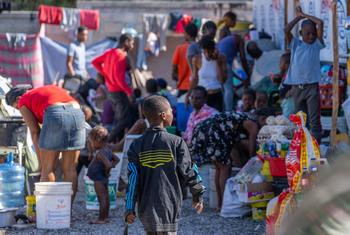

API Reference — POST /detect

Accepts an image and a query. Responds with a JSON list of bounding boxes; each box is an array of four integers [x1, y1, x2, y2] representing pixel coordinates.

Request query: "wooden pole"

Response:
[[347, 1, 350, 114], [331, 0, 339, 147], [347, 1, 350, 130], [284, 0, 288, 50]]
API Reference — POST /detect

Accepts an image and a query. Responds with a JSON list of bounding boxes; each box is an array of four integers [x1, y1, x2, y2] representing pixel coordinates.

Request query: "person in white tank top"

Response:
[[187, 35, 227, 112]]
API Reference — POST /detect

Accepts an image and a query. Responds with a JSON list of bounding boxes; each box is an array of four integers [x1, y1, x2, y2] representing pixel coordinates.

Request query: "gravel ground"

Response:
[[1, 172, 265, 235]]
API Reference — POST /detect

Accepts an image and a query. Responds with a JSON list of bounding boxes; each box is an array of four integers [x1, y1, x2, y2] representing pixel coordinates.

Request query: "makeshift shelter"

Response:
[[40, 36, 117, 84]]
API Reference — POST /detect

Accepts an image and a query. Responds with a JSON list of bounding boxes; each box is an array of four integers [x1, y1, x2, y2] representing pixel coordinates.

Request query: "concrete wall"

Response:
[[0, 12, 39, 34]]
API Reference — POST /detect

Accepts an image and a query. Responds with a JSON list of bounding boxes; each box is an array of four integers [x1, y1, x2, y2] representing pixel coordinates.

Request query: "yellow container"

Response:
[[261, 161, 273, 182], [232, 21, 251, 31], [251, 201, 268, 221], [252, 201, 268, 208], [26, 195, 36, 217]]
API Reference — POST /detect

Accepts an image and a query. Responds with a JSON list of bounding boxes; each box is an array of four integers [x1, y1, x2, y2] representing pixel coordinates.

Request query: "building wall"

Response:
[[0, 12, 39, 34], [77, 1, 252, 43]]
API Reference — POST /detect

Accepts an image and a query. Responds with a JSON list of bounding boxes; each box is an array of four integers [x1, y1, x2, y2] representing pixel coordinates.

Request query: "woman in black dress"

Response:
[[190, 111, 258, 210]]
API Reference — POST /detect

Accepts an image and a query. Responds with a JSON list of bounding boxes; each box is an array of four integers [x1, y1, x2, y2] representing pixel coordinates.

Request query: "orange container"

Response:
[[319, 84, 345, 110]]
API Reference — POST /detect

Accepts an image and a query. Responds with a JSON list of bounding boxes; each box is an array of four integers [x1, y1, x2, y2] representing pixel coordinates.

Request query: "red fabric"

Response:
[[80, 10, 100, 30], [38, 5, 63, 25], [0, 34, 43, 88], [172, 42, 191, 90], [92, 49, 132, 95], [18, 85, 75, 123], [175, 15, 193, 33]]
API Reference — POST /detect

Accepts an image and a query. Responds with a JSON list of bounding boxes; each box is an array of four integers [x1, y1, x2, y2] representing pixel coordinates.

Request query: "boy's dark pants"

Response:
[[292, 83, 322, 143]]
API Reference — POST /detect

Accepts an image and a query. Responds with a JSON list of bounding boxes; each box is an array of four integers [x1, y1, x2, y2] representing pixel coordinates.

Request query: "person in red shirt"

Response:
[[92, 34, 134, 96], [92, 34, 138, 143], [5, 85, 85, 199], [172, 23, 197, 98]]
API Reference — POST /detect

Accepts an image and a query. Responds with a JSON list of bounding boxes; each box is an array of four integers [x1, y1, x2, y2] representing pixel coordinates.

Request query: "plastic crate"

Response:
[[267, 157, 287, 177], [271, 176, 289, 195], [319, 84, 345, 110]]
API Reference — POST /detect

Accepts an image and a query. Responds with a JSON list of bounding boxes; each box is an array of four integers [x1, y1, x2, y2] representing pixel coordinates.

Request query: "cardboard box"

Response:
[[236, 182, 275, 203]]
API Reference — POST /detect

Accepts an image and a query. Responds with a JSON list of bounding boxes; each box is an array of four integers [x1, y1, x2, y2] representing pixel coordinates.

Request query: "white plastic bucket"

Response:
[[84, 154, 123, 210], [209, 166, 217, 209], [34, 182, 72, 229], [120, 135, 142, 184]]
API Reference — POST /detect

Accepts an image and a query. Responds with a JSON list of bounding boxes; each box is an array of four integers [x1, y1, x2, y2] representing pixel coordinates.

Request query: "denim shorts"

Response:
[[39, 104, 86, 151]]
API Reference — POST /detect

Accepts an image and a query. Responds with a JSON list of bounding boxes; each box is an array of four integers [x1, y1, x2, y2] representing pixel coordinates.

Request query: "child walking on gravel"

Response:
[[125, 95, 205, 235], [87, 126, 120, 224]]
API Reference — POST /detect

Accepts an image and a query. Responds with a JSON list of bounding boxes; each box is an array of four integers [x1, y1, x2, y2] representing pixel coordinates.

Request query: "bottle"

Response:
[[280, 142, 290, 158], [0, 152, 25, 209], [268, 141, 278, 158], [234, 156, 264, 183], [263, 143, 270, 157]]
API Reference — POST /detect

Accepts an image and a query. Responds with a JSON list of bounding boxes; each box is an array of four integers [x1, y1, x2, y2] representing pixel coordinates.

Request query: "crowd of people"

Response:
[[4, 6, 326, 234]]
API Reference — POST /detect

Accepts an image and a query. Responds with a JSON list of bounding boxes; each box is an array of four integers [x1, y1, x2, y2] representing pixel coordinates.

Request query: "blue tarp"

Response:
[[40, 37, 118, 84]]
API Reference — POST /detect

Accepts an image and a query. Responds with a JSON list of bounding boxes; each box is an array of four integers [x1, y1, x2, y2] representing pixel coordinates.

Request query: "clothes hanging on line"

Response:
[[175, 14, 193, 33], [5, 33, 26, 48], [142, 13, 169, 52], [60, 7, 80, 41], [38, 5, 99, 30], [38, 5, 63, 25], [80, 9, 100, 31], [61, 7, 80, 32], [168, 12, 182, 31], [167, 12, 208, 35], [136, 34, 148, 70]]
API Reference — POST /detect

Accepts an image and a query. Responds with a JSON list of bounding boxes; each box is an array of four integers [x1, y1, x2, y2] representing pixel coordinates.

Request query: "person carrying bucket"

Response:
[[87, 126, 120, 224]]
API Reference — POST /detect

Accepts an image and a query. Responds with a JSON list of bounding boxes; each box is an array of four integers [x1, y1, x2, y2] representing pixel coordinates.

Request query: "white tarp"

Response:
[[252, 0, 286, 49]]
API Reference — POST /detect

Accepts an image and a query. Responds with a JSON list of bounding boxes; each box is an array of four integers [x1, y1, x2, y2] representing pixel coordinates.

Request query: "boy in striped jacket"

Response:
[[125, 95, 205, 235]]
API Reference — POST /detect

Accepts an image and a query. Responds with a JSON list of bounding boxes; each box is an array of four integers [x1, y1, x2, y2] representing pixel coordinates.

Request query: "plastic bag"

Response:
[[220, 177, 251, 218], [234, 156, 263, 184], [268, 112, 320, 235], [287, 112, 320, 190], [342, 97, 350, 135], [281, 98, 295, 119]]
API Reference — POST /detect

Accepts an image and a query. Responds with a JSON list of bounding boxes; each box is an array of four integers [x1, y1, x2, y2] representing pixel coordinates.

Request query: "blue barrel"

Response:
[[0, 153, 25, 209], [176, 103, 192, 133]]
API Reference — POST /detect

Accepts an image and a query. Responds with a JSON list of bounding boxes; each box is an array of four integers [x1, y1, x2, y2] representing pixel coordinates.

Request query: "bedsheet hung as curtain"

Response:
[[40, 37, 117, 84], [0, 34, 44, 88]]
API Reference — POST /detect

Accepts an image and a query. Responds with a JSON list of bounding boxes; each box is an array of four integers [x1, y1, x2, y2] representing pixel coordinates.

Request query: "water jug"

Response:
[[234, 156, 263, 184], [0, 152, 25, 208]]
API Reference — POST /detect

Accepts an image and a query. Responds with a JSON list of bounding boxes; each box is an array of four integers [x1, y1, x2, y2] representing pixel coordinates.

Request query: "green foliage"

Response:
[[11, 0, 76, 11]]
